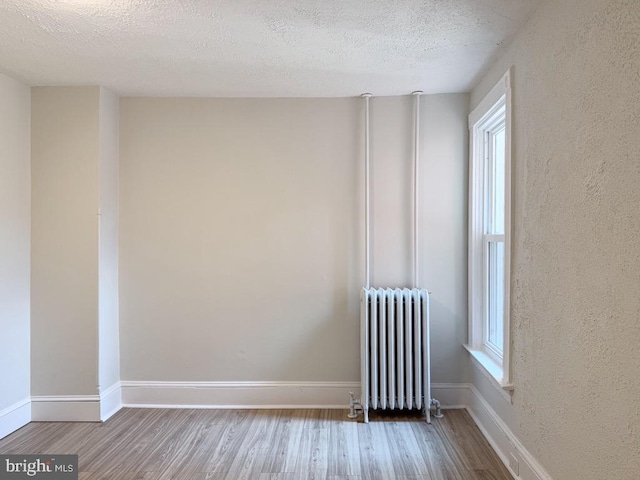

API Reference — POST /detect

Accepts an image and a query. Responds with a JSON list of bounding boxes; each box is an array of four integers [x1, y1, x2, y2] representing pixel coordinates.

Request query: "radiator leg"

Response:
[[430, 398, 444, 419], [364, 406, 369, 423], [423, 405, 430, 424]]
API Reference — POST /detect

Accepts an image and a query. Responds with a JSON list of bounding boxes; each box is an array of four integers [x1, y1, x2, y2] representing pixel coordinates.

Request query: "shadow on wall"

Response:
[[428, 296, 470, 384]]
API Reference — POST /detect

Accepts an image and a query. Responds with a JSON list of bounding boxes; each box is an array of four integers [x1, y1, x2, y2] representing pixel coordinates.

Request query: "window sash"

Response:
[[485, 122, 506, 236], [483, 235, 505, 360]]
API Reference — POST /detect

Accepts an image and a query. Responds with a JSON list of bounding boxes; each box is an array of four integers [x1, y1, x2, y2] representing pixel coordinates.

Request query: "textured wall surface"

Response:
[[31, 87, 100, 396], [0, 0, 541, 97], [119, 95, 469, 383], [0, 74, 31, 410], [470, 1, 640, 478]]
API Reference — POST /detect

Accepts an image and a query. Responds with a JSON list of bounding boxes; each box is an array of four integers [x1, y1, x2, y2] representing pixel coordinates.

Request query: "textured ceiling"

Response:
[[0, 0, 543, 97]]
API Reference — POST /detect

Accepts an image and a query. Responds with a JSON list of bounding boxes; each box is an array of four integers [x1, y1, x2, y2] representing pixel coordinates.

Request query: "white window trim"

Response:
[[466, 68, 513, 398]]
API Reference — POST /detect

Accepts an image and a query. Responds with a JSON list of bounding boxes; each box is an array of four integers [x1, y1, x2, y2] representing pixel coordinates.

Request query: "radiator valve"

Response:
[[347, 391, 363, 419], [430, 398, 444, 418]]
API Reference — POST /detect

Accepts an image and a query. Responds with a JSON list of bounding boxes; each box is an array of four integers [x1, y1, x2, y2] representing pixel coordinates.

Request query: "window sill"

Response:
[[464, 344, 514, 404]]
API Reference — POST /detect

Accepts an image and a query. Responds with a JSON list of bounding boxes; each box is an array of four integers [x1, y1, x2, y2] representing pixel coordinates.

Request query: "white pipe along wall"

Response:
[[362, 93, 372, 290], [412, 91, 423, 289]]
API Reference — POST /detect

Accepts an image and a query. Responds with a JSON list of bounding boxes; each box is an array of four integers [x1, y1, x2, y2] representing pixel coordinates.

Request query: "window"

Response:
[[466, 69, 513, 394]]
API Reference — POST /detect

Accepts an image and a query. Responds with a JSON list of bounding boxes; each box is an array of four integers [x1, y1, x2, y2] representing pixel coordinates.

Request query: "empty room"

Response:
[[0, 1, 638, 479]]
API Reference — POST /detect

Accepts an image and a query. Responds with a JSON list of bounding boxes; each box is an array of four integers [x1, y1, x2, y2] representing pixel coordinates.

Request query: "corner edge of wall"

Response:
[[0, 398, 31, 440]]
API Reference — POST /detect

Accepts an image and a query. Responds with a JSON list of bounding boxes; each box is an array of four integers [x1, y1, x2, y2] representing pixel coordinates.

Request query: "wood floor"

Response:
[[0, 408, 512, 480]]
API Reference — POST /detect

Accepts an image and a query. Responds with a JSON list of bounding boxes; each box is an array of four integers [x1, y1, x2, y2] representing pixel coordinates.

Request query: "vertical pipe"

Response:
[[412, 91, 423, 288], [362, 93, 372, 289], [361, 94, 372, 420]]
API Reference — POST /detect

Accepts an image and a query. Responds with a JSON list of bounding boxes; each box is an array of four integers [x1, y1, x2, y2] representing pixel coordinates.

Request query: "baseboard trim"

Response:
[[467, 384, 552, 480], [31, 395, 101, 422], [99, 382, 122, 422], [121, 381, 361, 409], [0, 398, 31, 440], [431, 382, 471, 409], [118, 381, 476, 411]]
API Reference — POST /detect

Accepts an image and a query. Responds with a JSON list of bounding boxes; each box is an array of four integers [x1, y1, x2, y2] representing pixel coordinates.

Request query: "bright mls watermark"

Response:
[[0, 455, 77, 479]]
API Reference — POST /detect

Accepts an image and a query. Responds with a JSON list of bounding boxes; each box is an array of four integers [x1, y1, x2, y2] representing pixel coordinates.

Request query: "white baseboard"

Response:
[[0, 398, 31, 440], [31, 395, 101, 422], [121, 381, 361, 409], [99, 382, 122, 421], [30, 384, 123, 423], [431, 382, 471, 409], [467, 384, 552, 480]]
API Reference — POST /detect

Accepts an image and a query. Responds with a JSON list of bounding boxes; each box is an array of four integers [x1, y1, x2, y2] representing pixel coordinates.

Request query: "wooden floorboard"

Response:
[[0, 408, 512, 480]]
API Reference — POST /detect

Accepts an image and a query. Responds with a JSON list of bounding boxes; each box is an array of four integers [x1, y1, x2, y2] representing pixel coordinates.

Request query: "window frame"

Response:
[[465, 69, 513, 396]]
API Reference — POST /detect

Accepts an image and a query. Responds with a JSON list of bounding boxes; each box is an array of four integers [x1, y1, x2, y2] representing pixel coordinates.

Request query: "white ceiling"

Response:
[[0, 0, 542, 97]]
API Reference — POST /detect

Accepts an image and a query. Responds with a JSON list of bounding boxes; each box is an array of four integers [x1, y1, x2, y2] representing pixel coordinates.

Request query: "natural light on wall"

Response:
[[466, 68, 513, 401]]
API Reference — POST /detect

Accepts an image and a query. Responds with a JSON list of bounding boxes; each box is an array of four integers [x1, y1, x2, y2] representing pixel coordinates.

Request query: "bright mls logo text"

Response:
[[5, 458, 53, 476], [0, 455, 77, 479]]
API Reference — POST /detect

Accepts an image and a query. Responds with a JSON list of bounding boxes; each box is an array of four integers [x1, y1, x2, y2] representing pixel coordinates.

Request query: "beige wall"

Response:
[[119, 95, 469, 383], [419, 95, 470, 381], [98, 88, 121, 393], [370, 95, 470, 381], [0, 74, 31, 410], [470, 1, 640, 478], [31, 87, 101, 396]]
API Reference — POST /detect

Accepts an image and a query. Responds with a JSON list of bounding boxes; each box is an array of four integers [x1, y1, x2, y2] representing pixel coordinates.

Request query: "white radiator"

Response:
[[360, 287, 431, 423]]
